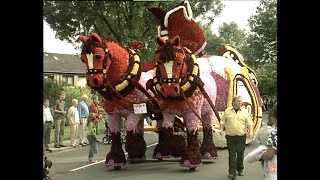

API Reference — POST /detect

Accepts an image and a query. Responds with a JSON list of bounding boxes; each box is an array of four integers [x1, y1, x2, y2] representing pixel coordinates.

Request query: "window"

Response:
[[63, 75, 74, 85], [44, 74, 54, 80], [78, 76, 86, 81], [77, 76, 87, 88]]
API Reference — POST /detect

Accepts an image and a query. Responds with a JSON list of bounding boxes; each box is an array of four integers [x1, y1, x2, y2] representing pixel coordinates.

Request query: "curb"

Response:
[[46, 134, 106, 153]]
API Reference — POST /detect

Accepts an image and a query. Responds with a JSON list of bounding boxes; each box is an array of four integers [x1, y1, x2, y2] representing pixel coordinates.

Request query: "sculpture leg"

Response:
[[200, 127, 218, 159], [105, 132, 126, 168], [170, 133, 186, 158], [180, 130, 202, 168], [153, 126, 186, 159], [152, 127, 172, 159], [125, 130, 146, 162]]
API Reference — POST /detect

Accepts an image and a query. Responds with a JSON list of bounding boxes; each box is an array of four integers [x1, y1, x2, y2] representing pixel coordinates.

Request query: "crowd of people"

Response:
[[43, 91, 101, 161], [43, 91, 103, 179], [262, 96, 277, 112]]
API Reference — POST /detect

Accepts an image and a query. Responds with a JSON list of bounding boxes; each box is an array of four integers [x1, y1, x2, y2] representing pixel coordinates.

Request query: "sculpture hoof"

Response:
[[180, 160, 202, 168], [105, 159, 126, 167], [202, 152, 216, 159], [152, 152, 171, 159], [127, 155, 146, 163]]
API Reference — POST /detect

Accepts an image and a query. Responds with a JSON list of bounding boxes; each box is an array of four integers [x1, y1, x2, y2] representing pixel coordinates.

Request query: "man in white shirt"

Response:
[[43, 99, 54, 152]]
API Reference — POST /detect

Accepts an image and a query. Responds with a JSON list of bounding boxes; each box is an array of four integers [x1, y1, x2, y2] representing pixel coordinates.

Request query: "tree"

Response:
[[63, 86, 94, 110], [201, 22, 246, 55], [43, 0, 223, 63], [217, 22, 246, 49], [200, 24, 223, 55], [43, 78, 64, 108], [242, 0, 277, 96], [43, 78, 94, 110], [245, 0, 277, 66]]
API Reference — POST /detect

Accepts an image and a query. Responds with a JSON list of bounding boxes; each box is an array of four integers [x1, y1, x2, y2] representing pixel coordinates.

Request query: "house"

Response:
[[43, 52, 87, 87]]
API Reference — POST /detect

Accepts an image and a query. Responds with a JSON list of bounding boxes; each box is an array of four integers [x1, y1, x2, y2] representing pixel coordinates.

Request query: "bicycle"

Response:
[[101, 115, 125, 144]]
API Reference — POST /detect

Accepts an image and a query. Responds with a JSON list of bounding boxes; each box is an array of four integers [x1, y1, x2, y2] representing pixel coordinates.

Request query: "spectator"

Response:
[[264, 96, 269, 112], [89, 95, 100, 135], [267, 97, 273, 112], [220, 95, 254, 180], [53, 91, 67, 148], [43, 99, 53, 152], [257, 104, 277, 146], [261, 97, 266, 112], [86, 113, 99, 163], [67, 99, 80, 147], [244, 102, 277, 179], [78, 94, 89, 145], [260, 103, 277, 180]]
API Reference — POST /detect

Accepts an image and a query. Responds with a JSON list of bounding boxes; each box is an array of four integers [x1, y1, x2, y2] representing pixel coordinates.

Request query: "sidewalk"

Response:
[[46, 130, 157, 153], [46, 133, 107, 153]]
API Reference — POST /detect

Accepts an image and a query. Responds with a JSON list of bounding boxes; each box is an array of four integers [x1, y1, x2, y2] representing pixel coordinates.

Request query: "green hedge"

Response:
[[43, 78, 94, 109]]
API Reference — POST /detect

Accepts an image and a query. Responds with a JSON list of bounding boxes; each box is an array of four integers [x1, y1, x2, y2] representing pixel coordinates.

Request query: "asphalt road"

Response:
[[46, 112, 269, 180]]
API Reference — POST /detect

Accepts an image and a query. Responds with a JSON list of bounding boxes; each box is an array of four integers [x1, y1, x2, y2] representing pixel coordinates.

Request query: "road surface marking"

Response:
[[70, 143, 158, 172]]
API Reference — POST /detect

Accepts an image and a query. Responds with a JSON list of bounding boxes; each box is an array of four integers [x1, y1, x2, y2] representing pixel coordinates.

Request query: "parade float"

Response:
[[76, 0, 263, 171]]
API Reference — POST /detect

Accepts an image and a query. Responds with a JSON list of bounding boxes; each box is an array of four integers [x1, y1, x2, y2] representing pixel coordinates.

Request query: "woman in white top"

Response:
[[67, 99, 80, 147]]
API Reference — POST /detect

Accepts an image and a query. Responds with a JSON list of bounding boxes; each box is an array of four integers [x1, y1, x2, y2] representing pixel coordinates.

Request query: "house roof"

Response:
[[43, 52, 86, 74]]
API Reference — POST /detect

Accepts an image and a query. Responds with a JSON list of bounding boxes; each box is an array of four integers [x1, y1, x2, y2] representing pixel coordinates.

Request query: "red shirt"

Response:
[[89, 102, 100, 122]]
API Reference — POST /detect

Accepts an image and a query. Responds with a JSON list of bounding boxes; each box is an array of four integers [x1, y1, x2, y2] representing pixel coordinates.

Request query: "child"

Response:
[[260, 104, 277, 180], [245, 104, 277, 180], [86, 113, 99, 163]]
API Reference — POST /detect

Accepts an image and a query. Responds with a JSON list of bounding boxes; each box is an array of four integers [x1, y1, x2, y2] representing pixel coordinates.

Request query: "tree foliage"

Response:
[[63, 86, 94, 110], [43, 78, 64, 107], [257, 75, 277, 96], [201, 22, 246, 55], [245, 0, 277, 66], [243, 0, 277, 96], [200, 24, 223, 55], [43, 0, 223, 62], [217, 22, 246, 49]]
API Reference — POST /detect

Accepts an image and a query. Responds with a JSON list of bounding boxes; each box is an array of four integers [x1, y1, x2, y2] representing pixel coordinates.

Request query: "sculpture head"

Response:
[[154, 35, 199, 98], [77, 32, 111, 89]]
